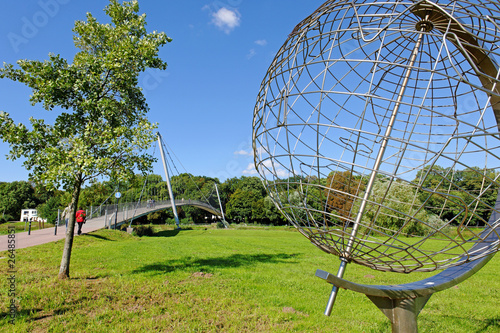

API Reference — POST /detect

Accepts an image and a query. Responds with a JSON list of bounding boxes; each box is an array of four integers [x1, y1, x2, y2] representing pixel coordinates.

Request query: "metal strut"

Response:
[[324, 21, 428, 316], [157, 132, 181, 229]]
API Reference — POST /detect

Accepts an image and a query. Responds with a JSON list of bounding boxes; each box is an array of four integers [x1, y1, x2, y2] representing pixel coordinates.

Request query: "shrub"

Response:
[[165, 217, 176, 225], [118, 224, 129, 232], [134, 225, 154, 237], [0, 214, 14, 223], [180, 217, 193, 225]]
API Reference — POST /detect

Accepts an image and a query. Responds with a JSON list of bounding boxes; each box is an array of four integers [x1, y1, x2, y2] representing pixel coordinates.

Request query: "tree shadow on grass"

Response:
[[0, 307, 68, 324], [151, 229, 181, 238], [150, 227, 194, 238], [132, 252, 301, 275], [84, 234, 115, 241]]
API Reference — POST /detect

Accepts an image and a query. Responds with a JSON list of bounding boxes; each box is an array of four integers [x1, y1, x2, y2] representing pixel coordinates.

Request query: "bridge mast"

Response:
[[157, 132, 181, 229], [214, 183, 228, 228]]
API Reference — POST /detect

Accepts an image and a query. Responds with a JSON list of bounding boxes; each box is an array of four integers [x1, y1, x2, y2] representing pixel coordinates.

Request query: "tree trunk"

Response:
[[58, 176, 82, 279]]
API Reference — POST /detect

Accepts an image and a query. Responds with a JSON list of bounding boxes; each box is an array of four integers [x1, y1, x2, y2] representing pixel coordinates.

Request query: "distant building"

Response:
[[21, 209, 39, 222]]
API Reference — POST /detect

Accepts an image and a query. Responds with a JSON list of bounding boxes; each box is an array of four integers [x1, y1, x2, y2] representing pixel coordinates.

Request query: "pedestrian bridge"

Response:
[[88, 198, 222, 228]]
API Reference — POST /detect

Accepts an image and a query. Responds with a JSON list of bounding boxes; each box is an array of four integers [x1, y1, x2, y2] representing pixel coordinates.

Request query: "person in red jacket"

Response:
[[76, 207, 86, 235]]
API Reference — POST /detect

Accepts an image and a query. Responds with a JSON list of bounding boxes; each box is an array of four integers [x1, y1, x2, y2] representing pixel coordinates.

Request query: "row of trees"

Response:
[[0, 181, 53, 222], [2, 165, 496, 235], [319, 166, 498, 236], [0, 174, 287, 226]]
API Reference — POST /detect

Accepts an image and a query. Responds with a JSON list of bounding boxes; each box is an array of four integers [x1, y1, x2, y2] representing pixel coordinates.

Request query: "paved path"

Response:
[[1, 215, 108, 250], [0, 199, 221, 250], [1, 203, 157, 250]]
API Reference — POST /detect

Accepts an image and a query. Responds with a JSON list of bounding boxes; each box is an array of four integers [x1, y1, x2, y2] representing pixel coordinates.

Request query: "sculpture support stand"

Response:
[[317, 269, 442, 333], [366, 295, 430, 333]]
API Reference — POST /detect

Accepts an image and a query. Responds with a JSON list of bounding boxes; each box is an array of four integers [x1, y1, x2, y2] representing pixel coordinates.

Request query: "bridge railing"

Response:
[[88, 199, 173, 220], [56, 198, 220, 226]]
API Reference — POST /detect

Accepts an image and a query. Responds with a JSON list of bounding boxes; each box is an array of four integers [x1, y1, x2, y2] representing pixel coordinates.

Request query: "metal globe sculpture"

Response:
[[253, 0, 500, 283]]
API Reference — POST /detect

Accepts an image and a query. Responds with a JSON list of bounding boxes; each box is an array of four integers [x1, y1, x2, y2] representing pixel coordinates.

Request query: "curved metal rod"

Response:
[[317, 190, 499, 297]]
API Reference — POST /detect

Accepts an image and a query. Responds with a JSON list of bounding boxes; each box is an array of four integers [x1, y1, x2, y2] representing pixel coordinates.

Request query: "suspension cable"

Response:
[[158, 135, 214, 205], [129, 142, 157, 227]]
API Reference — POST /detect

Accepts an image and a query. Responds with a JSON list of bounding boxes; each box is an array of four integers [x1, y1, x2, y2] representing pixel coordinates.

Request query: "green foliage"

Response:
[[170, 173, 221, 223], [263, 196, 287, 225], [0, 214, 14, 223], [0, 0, 171, 191], [146, 209, 174, 224], [415, 166, 499, 226], [133, 225, 154, 237], [0, 0, 170, 279], [180, 217, 194, 225], [223, 176, 268, 223], [78, 181, 115, 208], [1, 162, 496, 232], [226, 188, 264, 223], [358, 180, 430, 236], [0, 181, 39, 221], [36, 196, 62, 224], [164, 217, 176, 225]]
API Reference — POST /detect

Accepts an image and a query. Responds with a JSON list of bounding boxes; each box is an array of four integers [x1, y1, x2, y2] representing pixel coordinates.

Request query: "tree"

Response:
[[415, 166, 499, 226], [79, 180, 115, 208], [37, 195, 63, 224], [0, 181, 39, 221], [0, 0, 171, 279], [169, 173, 222, 223], [226, 188, 263, 223], [325, 170, 365, 223], [263, 196, 287, 225], [356, 180, 431, 236], [221, 176, 267, 223]]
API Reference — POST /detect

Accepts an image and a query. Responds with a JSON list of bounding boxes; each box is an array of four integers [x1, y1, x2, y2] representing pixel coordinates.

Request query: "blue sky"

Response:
[[0, 0, 325, 183]]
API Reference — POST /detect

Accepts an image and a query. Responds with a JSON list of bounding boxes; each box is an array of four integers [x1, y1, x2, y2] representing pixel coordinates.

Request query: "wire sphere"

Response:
[[253, 0, 500, 273]]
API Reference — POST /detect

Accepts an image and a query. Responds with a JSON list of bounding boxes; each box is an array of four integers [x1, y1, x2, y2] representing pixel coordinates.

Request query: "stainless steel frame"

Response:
[[252, 1, 500, 331]]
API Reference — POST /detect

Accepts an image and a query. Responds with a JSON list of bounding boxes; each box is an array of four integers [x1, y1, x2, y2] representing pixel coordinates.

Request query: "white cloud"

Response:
[[247, 160, 290, 179], [247, 40, 267, 60], [234, 149, 252, 156], [275, 168, 290, 179], [210, 7, 241, 34], [242, 162, 258, 175]]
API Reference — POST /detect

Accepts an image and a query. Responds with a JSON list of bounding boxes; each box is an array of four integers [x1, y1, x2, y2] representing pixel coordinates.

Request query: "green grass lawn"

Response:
[[0, 226, 499, 332], [0, 221, 55, 235]]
